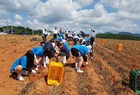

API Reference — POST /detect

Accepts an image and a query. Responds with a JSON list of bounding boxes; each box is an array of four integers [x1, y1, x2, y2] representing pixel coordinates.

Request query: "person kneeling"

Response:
[[10, 50, 38, 81]]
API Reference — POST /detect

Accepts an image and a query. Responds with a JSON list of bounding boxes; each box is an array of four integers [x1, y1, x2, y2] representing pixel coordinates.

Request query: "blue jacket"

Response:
[[56, 37, 62, 41], [31, 46, 44, 57], [58, 33, 65, 38], [10, 56, 27, 73], [64, 42, 71, 51], [85, 38, 90, 42], [72, 45, 88, 55]]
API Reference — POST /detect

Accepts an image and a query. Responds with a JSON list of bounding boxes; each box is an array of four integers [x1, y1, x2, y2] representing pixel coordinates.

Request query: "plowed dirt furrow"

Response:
[[27, 58, 108, 95], [103, 43, 140, 64], [96, 44, 140, 68], [76, 60, 108, 95], [93, 53, 136, 95], [45, 65, 79, 95], [95, 43, 138, 86], [1, 35, 139, 95], [95, 46, 130, 80], [99, 40, 140, 63], [27, 65, 78, 95], [91, 53, 124, 95], [113, 51, 140, 64], [95, 43, 140, 88], [98, 39, 140, 60], [25, 69, 49, 95]]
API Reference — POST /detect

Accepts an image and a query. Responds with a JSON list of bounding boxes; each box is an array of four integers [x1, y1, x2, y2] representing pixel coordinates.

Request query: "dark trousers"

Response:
[[53, 34, 57, 39], [42, 35, 47, 42], [90, 37, 95, 46]]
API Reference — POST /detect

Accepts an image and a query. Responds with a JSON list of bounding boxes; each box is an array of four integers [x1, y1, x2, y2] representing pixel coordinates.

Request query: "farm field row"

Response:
[[0, 35, 139, 95]]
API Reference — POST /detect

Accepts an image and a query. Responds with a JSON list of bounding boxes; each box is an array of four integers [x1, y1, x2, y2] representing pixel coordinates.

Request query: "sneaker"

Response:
[[77, 69, 84, 73], [31, 69, 37, 74], [75, 66, 78, 70], [44, 64, 47, 68], [17, 75, 24, 81], [35, 67, 38, 71]]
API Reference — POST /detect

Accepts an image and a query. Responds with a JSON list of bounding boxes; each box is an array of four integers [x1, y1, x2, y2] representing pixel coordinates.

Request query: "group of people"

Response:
[[10, 27, 96, 81], [10, 41, 57, 81]]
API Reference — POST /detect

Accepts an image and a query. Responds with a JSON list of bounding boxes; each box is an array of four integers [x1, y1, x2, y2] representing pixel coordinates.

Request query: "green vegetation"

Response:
[[0, 26, 42, 35], [96, 33, 140, 41], [1, 25, 140, 40]]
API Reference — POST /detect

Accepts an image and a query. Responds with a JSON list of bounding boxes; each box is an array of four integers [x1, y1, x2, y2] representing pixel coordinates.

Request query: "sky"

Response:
[[0, 0, 140, 34]]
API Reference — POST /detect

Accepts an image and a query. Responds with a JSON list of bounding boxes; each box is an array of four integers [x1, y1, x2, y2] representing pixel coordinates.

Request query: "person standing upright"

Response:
[[42, 28, 48, 43], [90, 30, 96, 46], [53, 27, 58, 40]]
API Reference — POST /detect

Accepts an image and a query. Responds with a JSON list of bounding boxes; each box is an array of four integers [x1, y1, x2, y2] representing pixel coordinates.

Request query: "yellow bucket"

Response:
[[47, 61, 64, 86], [116, 44, 123, 51]]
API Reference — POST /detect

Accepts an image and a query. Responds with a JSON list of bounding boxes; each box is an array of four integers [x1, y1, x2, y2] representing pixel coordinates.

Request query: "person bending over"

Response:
[[71, 45, 88, 73]]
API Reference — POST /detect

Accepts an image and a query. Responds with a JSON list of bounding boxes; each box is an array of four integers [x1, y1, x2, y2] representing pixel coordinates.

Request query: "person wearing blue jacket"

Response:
[[31, 46, 48, 68], [71, 45, 88, 73], [63, 42, 71, 51], [55, 38, 71, 51], [85, 37, 90, 42], [31, 46, 44, 57], [58, 31, 65, 39], [56, 37, 62, 42], [31, 43, 58, 68], [10, 50, 37, 81]]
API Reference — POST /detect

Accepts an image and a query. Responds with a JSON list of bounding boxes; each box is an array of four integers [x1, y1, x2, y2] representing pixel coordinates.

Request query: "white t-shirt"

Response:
[[73, 30, 77, 35], [51, 43, 55, 47], [53, 29, 58, 34], [74, 35, 79, 39], [68, 32, 73, 37], [90, 32, 96, 38], [42, 29, 48, 36]]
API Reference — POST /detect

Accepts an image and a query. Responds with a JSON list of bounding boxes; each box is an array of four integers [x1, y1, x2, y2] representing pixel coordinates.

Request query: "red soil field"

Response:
[[0, 35, 139, 95]]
